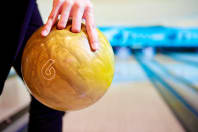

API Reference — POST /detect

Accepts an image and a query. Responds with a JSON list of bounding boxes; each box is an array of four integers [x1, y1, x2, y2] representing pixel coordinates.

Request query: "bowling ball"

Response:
[[21, 22, 114, 111]]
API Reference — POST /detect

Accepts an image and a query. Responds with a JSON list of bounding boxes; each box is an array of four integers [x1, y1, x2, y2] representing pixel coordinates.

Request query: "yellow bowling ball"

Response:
[[21, 22, 114, 111]]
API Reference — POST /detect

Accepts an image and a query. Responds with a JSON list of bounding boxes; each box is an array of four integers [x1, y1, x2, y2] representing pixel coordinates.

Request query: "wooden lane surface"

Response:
[[63, 81, 184, 132]]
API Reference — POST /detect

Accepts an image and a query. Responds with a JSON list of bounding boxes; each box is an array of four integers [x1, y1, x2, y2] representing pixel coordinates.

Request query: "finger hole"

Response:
[[69, 26, 72, 32]]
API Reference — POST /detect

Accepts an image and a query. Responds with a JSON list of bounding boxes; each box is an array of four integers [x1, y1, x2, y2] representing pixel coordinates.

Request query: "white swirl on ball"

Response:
[[41, 59, 56, 80]]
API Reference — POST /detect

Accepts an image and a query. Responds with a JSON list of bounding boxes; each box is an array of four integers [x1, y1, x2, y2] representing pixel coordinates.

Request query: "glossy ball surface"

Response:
[[21, 23, 114, 111]]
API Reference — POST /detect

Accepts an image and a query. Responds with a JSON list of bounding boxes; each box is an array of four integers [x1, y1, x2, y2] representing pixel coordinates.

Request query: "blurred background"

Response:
[[1, 0, 198, 131]]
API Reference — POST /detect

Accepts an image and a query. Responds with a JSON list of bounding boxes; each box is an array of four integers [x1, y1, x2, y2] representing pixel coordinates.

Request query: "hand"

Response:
[[41, 0, 98, 51]]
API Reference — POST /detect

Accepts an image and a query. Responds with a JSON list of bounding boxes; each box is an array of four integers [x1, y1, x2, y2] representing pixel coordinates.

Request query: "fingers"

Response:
[[41, 0, 98, 52], [84, 4, 98, 51], [57, 1, 72, 29], [71, 3, 85, 33], [41, 3, 61, 36]]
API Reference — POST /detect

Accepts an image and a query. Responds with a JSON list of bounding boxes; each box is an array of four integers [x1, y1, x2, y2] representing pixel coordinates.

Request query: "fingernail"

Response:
[[94, 42, 99, 50], [41, 30, 48, 36]]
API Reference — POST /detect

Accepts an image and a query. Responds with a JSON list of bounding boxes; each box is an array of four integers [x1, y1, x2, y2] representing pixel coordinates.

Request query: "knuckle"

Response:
[[87, 2, 93, 9], [48, 10, 56, 20], [57, 0, 62, 3], [65, 0, 73, 6], [48, 15, 54, 20], [74, 2, 83, 9], [55, 0, 61, 5], [86, 10, 94, 18]]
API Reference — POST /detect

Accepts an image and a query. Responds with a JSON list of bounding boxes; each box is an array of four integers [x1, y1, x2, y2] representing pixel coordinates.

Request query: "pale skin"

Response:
[[41, 0, 98, 51]]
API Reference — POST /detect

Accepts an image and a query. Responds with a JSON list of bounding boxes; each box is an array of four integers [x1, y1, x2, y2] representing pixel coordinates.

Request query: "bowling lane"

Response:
[[135, 52, 198, 131], [155, 53, 198, 86], [63, 56, 184, 132]]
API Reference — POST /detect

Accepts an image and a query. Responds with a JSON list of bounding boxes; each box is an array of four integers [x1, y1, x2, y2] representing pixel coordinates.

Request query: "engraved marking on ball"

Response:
[[41, 59, 56, 80]]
